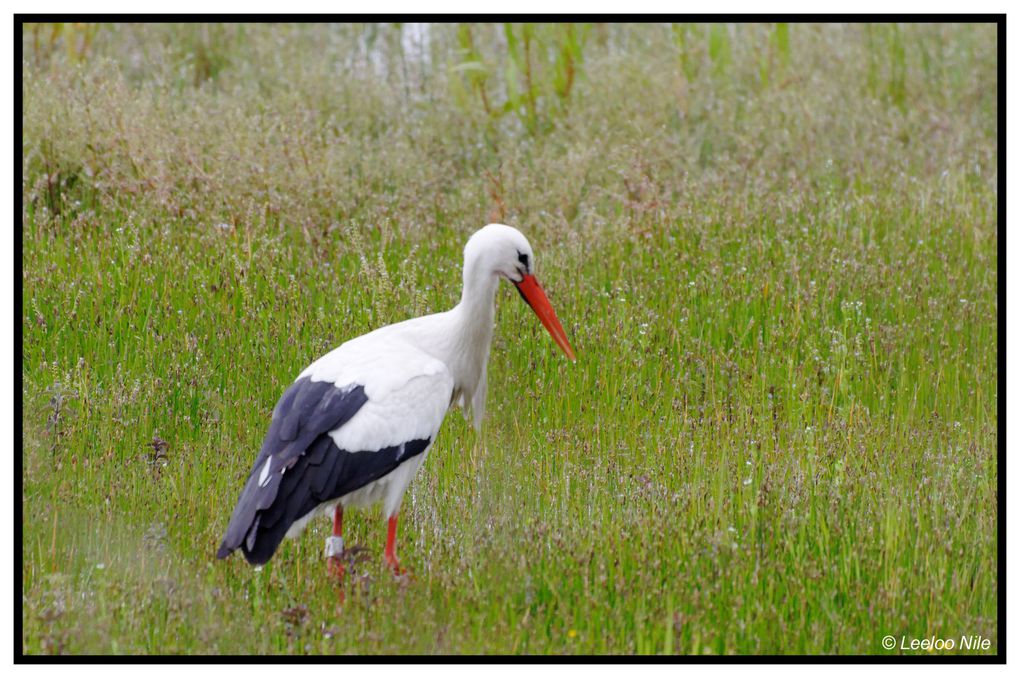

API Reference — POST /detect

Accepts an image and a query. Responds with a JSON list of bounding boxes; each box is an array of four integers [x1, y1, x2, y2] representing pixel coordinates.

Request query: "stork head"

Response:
[[464, 224, 576, 361]]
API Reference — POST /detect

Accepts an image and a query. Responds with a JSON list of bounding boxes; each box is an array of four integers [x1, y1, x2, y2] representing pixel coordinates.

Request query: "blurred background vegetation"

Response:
[[23, 23, 996, 244]]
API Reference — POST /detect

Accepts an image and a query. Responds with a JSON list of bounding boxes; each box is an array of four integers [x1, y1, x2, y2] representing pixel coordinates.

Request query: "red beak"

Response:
[[514, 274, 576, 361]]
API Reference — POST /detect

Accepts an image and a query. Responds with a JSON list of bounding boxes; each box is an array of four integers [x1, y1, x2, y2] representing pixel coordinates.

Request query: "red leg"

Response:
[[384, 513, 407, 576], [326, 505, 345, 585]]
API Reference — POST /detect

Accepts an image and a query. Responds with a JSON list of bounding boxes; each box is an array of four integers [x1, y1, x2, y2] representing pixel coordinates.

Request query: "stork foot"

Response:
[[327, 555, 346, 581], [328, 558, 347, 602], [383, 513, 412, 579], [384, 553, 410, 578]]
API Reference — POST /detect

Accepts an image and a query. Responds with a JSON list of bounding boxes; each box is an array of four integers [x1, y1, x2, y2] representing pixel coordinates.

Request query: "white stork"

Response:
[[217, 224, 575, 582]]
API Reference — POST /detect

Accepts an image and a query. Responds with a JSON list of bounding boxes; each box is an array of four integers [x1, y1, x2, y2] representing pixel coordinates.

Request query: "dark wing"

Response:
[[216, 376, 368, 562], [235, 435, 432, 564]]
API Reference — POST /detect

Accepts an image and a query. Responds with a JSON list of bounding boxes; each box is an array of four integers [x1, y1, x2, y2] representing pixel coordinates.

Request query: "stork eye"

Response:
[[517, 252, 529, 270]]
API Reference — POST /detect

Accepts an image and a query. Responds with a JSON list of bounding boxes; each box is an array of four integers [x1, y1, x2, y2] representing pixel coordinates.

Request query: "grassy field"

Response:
[[20, 23, 998, 655]]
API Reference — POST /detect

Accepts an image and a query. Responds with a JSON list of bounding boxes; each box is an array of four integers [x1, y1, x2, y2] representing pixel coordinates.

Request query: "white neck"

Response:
[[445, 260, 500, 427], [401, 261, 499, 430], [456, 254, 500, 333]]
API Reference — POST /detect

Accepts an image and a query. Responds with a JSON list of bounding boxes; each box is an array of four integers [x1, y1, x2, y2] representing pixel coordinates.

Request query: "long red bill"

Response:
[[514, 274, 576, 361]]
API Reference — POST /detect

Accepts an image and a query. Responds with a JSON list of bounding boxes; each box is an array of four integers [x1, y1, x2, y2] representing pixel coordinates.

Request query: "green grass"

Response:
[[21, 23, 998, 655]]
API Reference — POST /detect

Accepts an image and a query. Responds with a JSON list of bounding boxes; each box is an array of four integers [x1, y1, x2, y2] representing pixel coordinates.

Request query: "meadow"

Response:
[[20, 23, 998, 655]]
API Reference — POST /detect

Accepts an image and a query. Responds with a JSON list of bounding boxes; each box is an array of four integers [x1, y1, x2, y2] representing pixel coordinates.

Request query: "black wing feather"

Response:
[[216, 377, 368, 562], [217, 375, 435, 566], [236, 434, 432, 564]]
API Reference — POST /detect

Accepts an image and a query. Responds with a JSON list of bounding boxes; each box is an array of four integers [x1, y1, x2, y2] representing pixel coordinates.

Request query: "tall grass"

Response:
[[21, 23, 998, 655]]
